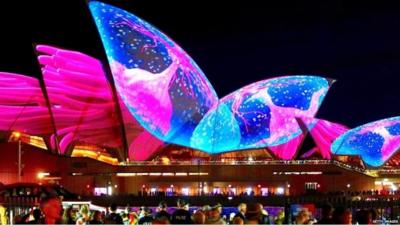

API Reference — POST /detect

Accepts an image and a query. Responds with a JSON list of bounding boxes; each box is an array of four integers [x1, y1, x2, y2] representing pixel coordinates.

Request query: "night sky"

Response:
[[0, 1, 399, 128]]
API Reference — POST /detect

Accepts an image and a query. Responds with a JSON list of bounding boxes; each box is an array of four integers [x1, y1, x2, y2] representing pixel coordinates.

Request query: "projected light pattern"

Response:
[[332, 117, 400, 167], [307, 119, 349, 159], [0, 72, 53, 135], [36, 45, 168, 160], [36, 45, 124, 154], [269, 134, 305, 160], [191, 76, 330, 153], [89, 1, 219, 149], [89, 1, 331, 154]]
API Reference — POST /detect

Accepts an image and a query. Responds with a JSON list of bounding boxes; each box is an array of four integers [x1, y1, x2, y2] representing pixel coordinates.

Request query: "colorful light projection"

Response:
[[191, 76, 330, 153], [36, 44, 166, 161], [36, 45, 124, 155], [89, 1, 332, 154], [332, 117, 400, 167], [0, 72, 53, 135], [306, 119, 349, 159]]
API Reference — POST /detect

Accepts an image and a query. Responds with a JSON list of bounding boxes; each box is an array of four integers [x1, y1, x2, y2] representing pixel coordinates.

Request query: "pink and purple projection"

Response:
[[89, 1, 332, 154], [36, 45, 124, 154], [332, 116, 400, 167], [36, 45, 166, 160], [306, 119, 349, 159], [0, 72, 53, 135]]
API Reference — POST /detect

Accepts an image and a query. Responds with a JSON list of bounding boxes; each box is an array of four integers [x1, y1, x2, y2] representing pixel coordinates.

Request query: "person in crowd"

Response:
[[294, 209, 310, 224], [232, 216, 244, 225], [332, 206, 352, 225], [90, 210, 104, 224], [27, 208, 42, 224], [62, 206, 76, 224], [105, 203, 124, 224], [138, 206, 146, 219], [256, 203, 271, 224], [0, 205, 6, 225], [316, 203, 333, 224], [121, 212, 130, 225], [274, 210, 285, 225], [356, 209, 373, 225], [129, 211, 139, 225], [155, 201, 170, 221], [214, 203, 223, 215], [138, 207, 154, 225], [192, 210, 206, 224], [76, 204, 90, 225], [245, 203, 262, 224], [171, 199, 192, 224], [233, 203, 246, 221], [40, 196, 63, 224], [205, 205, 226, 224]]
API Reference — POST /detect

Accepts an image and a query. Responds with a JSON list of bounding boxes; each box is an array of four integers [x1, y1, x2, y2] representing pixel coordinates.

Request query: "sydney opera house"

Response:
[[0, 1, 400, 197]]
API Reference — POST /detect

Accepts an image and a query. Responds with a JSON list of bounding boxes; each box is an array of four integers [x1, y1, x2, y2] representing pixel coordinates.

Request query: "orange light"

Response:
[[13, 132, 21, 138], [37, 172, 49, 179]]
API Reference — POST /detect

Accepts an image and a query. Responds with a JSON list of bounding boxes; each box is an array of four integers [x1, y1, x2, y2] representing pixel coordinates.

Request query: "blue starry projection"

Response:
[[332, 117, 400, 167], [89, 1, 332, 154]]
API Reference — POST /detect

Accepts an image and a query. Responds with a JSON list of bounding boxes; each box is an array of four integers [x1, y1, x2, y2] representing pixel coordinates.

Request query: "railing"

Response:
[[124, 159, 345, 166], [122, 159, 372, 175]]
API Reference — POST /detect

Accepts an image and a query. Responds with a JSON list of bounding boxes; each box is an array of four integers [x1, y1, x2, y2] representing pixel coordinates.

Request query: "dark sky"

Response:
[[0, 1, 399, 128]]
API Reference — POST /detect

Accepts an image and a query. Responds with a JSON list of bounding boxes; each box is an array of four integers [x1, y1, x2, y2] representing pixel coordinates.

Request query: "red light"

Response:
[[257, 184, 261, 188], [317, 184, 321, 188], [86, 184, 90, 189]]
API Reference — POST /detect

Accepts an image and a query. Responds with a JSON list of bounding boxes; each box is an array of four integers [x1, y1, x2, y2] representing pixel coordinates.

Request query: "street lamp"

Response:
[[11, 132, 24, 182]]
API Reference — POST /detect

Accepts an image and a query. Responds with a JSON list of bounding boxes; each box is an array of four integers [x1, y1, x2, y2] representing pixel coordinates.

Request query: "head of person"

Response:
[[110, 203, 118, 212], [65, 206, 74, 218], [158, 201, 168, 212], [332, 207, 352, 225], [356, 209, 373, 225], [177, 199, 189, 210], [80, 204, 89, 217], [92, 210, 102, 221], [32, 208, 42, 221], [213, 203, 222, 214], [192, 210, 206, 224], [40, 196, 62, 222], [208, 207, 221, 219], [238, 203, 247, 214], [144, 207, 153, 216], [245, 203, 261, 222], [232, 216, 244, 225], [321, 203, 333, 219], [295, 210, 310, 224]]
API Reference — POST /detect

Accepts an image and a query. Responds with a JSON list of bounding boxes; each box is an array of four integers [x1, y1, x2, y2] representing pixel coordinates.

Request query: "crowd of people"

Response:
[[7, 196, 386, 224]]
